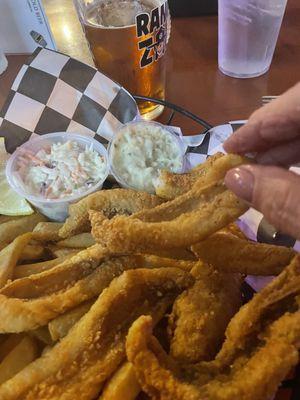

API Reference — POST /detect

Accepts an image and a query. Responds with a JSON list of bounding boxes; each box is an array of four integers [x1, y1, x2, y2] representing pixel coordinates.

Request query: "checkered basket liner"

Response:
[[0, 47, 138, 153]]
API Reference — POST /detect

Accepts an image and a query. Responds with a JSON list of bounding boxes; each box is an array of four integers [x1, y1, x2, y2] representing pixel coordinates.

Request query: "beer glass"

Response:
[[73, 0, 170, 120]]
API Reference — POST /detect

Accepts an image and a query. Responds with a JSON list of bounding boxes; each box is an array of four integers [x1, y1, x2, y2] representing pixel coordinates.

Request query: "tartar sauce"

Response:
[[15, 141, 107, 199], [110, 122, 183, 193]]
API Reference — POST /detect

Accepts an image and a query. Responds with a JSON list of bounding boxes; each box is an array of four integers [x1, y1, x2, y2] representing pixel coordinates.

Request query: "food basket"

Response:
[[0, 48, 299, 399]]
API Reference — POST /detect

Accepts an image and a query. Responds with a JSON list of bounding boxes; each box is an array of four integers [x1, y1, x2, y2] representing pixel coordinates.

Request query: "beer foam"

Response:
[[86, 0, 164, 28]]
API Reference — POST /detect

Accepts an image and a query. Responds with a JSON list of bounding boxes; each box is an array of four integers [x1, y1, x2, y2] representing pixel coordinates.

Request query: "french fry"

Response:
[[48, 245, 80, 258], [41, 345, 53, 356], [0, 215, 25, 225], [0, 335, 7, 348], [14, 256, 69, 279], [48, 299, 95, 341], [33, 222, 63, 242], [0, 334, 24, 362], [19, 244, 46, 262], [56, 233, 95, 248], [99, 362, 140, 400], [30, 326, 54, 346], [0, 213, 46, 250], [0, 233, 33, 288], [0, 336, 39, 384]]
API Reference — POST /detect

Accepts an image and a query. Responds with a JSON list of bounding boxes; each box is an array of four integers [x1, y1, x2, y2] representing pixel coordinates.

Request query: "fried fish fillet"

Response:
[[154, 153, 248, 200], [0, 268, 193, 400], [59, 189, 164, 239], [214, 253, 300, 365], [126, 255, 300, 400], [154, 153, 223, 200], [168, 264, 242, 363], [0, 246, 146, 332], [191, 230, 296, 276], [127, 312, 300, 400], [91, 181, 248, 253]]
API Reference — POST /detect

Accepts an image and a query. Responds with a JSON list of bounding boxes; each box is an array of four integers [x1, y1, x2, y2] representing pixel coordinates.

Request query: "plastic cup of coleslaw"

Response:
[[6, 133, 109, 221], [108, 121, 186, 194]]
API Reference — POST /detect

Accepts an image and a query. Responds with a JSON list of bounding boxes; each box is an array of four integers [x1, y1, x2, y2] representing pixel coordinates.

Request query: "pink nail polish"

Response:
[[225, 167, 255, 203]]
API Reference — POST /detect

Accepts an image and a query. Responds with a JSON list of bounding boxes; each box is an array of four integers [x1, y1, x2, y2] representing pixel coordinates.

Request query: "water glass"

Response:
[[218, 0, 288, 78]]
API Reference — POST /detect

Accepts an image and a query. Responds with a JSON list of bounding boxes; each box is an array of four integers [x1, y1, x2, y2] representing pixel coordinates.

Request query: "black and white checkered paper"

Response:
[[0, 47, 138, 153], [0, 48, 298, 273]]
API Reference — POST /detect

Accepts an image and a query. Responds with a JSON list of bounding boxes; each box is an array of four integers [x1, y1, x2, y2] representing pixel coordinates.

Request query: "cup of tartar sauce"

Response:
[[6, 133, 109, 221], [108, 121, 186, 194]]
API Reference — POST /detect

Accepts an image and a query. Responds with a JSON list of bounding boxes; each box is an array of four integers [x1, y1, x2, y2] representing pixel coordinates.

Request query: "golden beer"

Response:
[[76, 0, 169, 120]]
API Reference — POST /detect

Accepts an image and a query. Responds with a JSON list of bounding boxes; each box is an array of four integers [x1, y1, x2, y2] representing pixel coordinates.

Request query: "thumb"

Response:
[[225, 165, 300, 240]]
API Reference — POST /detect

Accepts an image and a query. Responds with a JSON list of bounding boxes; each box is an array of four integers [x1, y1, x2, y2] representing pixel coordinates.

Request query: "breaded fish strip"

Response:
[[59, 189, 164, 239], [168, 264, 242, 363], [0, 268, 193, 400], [154, 153, 223, 200], [91, 181, 248, 253], [126, 312, 300, 400], [191, 231, 296, 276], [126, 256, 300, 400], [0, 246, 146, 332], [215, 253, 300, 365], [155, 153, 248, 200]]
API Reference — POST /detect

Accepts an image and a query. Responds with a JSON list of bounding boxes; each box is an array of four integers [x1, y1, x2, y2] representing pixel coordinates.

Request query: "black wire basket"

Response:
[[133, 95, 212, 132]]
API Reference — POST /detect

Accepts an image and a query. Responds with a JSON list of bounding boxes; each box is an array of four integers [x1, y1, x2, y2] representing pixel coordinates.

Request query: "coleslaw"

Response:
[[15, 141, 107, 200]]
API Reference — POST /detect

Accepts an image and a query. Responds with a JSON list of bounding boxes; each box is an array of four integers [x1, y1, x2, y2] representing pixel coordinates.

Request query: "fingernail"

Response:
[[225, 166, 255, 203]]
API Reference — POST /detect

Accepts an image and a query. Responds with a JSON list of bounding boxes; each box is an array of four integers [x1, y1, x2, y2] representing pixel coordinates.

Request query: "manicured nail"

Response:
[[225, 166, 255, 203]]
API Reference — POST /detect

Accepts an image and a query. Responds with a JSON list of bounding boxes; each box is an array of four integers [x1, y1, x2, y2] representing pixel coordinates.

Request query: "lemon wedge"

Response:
[[0, 138, 33, 216]]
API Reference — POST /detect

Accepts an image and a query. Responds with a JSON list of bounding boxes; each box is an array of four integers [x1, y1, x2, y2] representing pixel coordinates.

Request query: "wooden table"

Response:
[[1, 0, 300, 134], [0, 2, 300, 398]]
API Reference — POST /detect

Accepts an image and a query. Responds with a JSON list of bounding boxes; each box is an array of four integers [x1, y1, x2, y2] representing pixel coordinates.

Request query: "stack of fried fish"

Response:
[[0, 153, 298, 400]]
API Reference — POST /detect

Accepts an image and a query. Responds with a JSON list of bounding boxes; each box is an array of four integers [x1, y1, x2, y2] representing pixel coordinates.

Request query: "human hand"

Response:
[[223, 82, 300, 240]]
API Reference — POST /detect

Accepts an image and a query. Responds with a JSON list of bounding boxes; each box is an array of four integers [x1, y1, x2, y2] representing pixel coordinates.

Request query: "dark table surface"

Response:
[[1, 0, 300, 134]]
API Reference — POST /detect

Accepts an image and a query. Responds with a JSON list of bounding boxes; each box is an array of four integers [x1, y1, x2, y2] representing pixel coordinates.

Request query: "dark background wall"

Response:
[[169, 0, 218, 17]]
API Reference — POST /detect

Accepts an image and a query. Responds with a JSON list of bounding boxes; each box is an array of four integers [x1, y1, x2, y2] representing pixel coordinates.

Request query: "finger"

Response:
[[224, 82, 300, 154], [225, 165, 300, 240], [256, 138, 300, 166]]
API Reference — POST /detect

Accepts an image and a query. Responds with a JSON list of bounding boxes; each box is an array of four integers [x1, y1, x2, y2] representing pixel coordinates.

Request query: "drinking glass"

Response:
[[218, 0, 288, 78], [73, 0, 170, 120]]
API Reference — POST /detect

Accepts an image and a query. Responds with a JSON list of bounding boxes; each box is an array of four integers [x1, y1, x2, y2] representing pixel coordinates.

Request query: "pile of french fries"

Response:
[[0, 214, 98, 382]]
